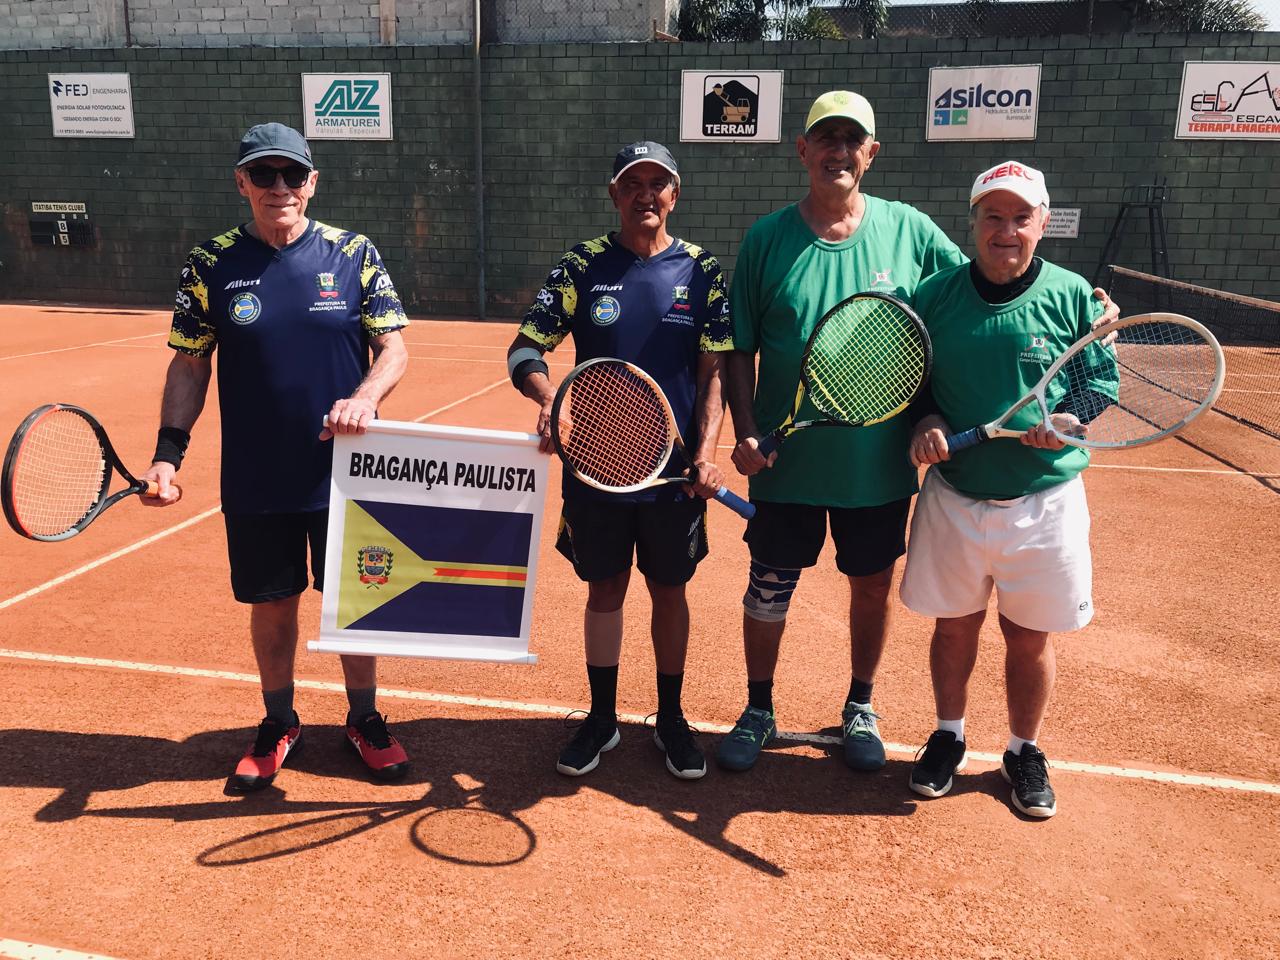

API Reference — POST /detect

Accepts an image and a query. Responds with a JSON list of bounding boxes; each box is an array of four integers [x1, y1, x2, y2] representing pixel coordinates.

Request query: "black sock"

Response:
[[345, 686, 378, 726], [262, 684, 295, 725], [848, 677, 873, 705], [747, 678, 773, 712], [656, 671, 684, 722], [586, 664, 618, 723]]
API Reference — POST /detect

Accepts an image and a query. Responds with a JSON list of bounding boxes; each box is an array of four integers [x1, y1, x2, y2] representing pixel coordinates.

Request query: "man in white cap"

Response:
[[900, 160, 1109, 819], [718, 92, 1117, 778], [505, 141, 733, 781]]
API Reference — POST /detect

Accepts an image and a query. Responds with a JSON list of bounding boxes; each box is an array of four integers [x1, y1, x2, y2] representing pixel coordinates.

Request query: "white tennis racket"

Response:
[[944, 312, 1226, 452]]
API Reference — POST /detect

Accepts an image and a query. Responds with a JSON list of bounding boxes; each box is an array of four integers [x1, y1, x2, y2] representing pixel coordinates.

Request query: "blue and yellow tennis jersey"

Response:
[[519, 234, 733, 502], [169, 220, 408, 514]]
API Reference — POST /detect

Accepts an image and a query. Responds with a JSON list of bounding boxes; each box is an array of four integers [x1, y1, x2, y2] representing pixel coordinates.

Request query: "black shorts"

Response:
[[743, 499, 910, 578], [556, 496, 709, 586], [224, 510, 329, 604]]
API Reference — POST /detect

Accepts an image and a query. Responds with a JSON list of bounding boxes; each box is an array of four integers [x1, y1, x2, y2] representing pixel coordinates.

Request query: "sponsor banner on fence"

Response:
[[302, 73, 393, 140], [314, 421, 547, 663], [927, 65, 1040, 142], [48, 73, 134, 138], [1175, 62, 1280, 140], [680, 71, 784, 142]]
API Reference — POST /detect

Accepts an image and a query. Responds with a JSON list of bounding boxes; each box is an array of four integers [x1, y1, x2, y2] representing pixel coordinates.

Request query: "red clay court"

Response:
[[1, 303, 1278, 960]]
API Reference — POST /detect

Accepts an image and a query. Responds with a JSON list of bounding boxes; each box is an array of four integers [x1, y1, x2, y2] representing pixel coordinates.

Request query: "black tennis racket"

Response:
[[758, 292, 932, 458], [550, 358, 754, 519], [944, 313, 1226, 453], [2, 403, 178, 542]]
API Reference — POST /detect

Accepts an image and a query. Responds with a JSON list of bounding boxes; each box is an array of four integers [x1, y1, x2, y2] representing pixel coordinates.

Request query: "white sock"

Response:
[[1007, 734, 1036, 755], [938, 717, 965, 741]]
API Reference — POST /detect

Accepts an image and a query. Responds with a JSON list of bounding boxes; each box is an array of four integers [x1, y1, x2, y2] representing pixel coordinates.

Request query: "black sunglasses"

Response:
[[243, 164, 311, 189]]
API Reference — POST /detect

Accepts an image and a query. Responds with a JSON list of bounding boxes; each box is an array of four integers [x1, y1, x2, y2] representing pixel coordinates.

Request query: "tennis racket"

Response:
[[944, 313, 1225, 453], [2, 403, 179, 542], [550, 358, 755, 519], [758, 292, 932, 458]]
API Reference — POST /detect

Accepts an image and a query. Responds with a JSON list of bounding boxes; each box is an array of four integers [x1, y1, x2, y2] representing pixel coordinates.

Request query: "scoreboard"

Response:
[[29, 201, 94, 247]]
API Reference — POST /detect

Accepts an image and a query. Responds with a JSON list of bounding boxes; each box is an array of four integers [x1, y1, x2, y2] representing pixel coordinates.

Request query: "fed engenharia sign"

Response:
[[927, 65, 1040, 141], [679, 71, 784, 143], [48, 74, 135, 138], [1176, 62, 1280, 140], [302, 73, 393, 140]]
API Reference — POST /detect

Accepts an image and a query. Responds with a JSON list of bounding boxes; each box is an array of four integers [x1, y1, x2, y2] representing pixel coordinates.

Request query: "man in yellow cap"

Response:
[[717, 93, 1114, 775]]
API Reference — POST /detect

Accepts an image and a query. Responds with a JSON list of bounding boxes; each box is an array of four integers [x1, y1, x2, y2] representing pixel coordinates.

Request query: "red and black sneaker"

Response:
[[346, 711, 409, 781], [229, 714, 302, 792]]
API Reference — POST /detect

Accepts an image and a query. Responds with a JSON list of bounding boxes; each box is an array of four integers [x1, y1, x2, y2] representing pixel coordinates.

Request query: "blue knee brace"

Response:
[[742, 560, 802, 623]]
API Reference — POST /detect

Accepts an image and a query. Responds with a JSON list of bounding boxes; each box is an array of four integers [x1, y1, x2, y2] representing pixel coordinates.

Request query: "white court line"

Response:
[[0, 939, 122, 960], [412, 378, 510, 422], [710, 444, 1277, 477], [0, 333, 166, 363], [0, 647, 1276, 797], [0, 509, 222, 613], [406, 354, 571, 367], [0, 386, 518, 613]]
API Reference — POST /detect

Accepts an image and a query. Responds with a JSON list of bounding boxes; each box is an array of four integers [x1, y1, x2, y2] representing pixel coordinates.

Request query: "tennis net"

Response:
[[1105, 266, 1280, 441]]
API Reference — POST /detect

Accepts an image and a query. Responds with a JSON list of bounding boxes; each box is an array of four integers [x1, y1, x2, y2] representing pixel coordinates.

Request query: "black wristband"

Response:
[[153, 426, 191, 471], [512, 357, 550, 390]]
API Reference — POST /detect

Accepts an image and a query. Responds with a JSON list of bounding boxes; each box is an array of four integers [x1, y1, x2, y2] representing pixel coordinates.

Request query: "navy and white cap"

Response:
[[236, 122, 314, 168], [610, 141, 679, 184]]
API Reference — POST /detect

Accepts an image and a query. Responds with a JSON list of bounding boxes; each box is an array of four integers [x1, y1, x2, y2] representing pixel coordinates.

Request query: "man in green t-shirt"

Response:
[[718, 90, 968, 774], [901, 160, 1109, 819]]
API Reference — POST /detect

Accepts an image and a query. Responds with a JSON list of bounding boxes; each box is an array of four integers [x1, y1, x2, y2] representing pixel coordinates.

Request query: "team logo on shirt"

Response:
[[357, 545, 393, 588], [672, 285, 691, 311], [591, 296, 621, 326], [874, 269, 892, 284], [316, 273, 340, 298], [229, 292, 261, 325], [1019, 334, 1052, 364]]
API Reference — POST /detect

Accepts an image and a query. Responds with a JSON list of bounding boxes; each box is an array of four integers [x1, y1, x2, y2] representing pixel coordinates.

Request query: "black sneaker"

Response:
[[1002, 744, 1057, 818], [555, 712, 620, 776], [909, 730, 967, 798], [653, 714, 707, 781]]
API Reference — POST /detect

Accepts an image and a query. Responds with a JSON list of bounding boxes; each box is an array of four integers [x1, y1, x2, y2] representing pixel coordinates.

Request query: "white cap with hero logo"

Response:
[[970, 160, 1050, 209]]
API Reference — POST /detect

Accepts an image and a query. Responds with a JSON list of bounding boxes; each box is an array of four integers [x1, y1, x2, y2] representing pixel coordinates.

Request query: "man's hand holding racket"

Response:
[[139, 460, 184, 507], [730, 435, 777, 476]]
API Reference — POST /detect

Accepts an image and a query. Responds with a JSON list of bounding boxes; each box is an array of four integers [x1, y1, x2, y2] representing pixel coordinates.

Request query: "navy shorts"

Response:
[[555, 496, 709, 586], [224, 510, 328, 604], [743, 498, 910, 577]]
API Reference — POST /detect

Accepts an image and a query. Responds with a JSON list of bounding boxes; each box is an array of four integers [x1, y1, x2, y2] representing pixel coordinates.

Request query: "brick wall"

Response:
[[2, 34, 1278, 317]]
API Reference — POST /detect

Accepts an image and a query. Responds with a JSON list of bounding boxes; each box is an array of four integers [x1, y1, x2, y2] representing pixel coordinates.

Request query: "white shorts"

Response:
[[900, 468, 1094, 633]]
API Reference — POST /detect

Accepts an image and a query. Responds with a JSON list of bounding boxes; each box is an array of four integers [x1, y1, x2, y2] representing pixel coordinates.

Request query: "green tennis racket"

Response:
[[758, 293, 933, 458]]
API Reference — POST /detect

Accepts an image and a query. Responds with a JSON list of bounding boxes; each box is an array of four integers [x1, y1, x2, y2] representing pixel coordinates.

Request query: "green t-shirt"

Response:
[[730, 197, 966, 507], [914, 260, 1106, 500]]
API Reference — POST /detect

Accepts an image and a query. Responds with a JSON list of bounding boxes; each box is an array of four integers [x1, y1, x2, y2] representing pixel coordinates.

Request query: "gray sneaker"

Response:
[[841, 702, 886, 771], [715, 705, 777, 772]]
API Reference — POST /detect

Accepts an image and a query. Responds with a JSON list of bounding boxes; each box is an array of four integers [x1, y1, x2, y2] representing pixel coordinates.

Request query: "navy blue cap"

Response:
[[236, 123, 313, 168], [611, 141, 679, 184]]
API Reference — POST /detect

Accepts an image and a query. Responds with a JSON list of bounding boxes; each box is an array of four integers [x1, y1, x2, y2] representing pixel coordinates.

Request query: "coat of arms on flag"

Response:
[[314, 420, 547, 663]]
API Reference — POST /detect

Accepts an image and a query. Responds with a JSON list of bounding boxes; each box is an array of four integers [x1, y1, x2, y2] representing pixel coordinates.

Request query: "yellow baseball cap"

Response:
[[804, 90, 876, 139]]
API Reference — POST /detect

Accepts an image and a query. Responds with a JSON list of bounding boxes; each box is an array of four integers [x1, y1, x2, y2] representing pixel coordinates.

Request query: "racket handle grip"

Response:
[[141, 481, 183, 503], [944, 428, 985, 454], [756, 434, 780, 459], [713, 486, 755, 519]]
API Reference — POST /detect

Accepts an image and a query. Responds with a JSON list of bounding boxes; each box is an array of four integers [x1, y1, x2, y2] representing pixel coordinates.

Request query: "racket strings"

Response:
[[804, 300, 927, 422], [562, 363, 672, 487], [10, 409, 106, 536], [1053, 321, 1219, 444]]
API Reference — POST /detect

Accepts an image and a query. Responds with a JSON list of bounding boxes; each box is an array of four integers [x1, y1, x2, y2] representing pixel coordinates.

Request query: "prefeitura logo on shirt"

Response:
[[309, 272, 349, 313], [1019, 334, 1052, 364]]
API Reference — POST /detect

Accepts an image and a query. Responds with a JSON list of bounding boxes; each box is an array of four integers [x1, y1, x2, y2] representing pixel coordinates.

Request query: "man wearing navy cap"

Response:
[[141, 122, 412, 792], [505, 141, 734, 780]]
